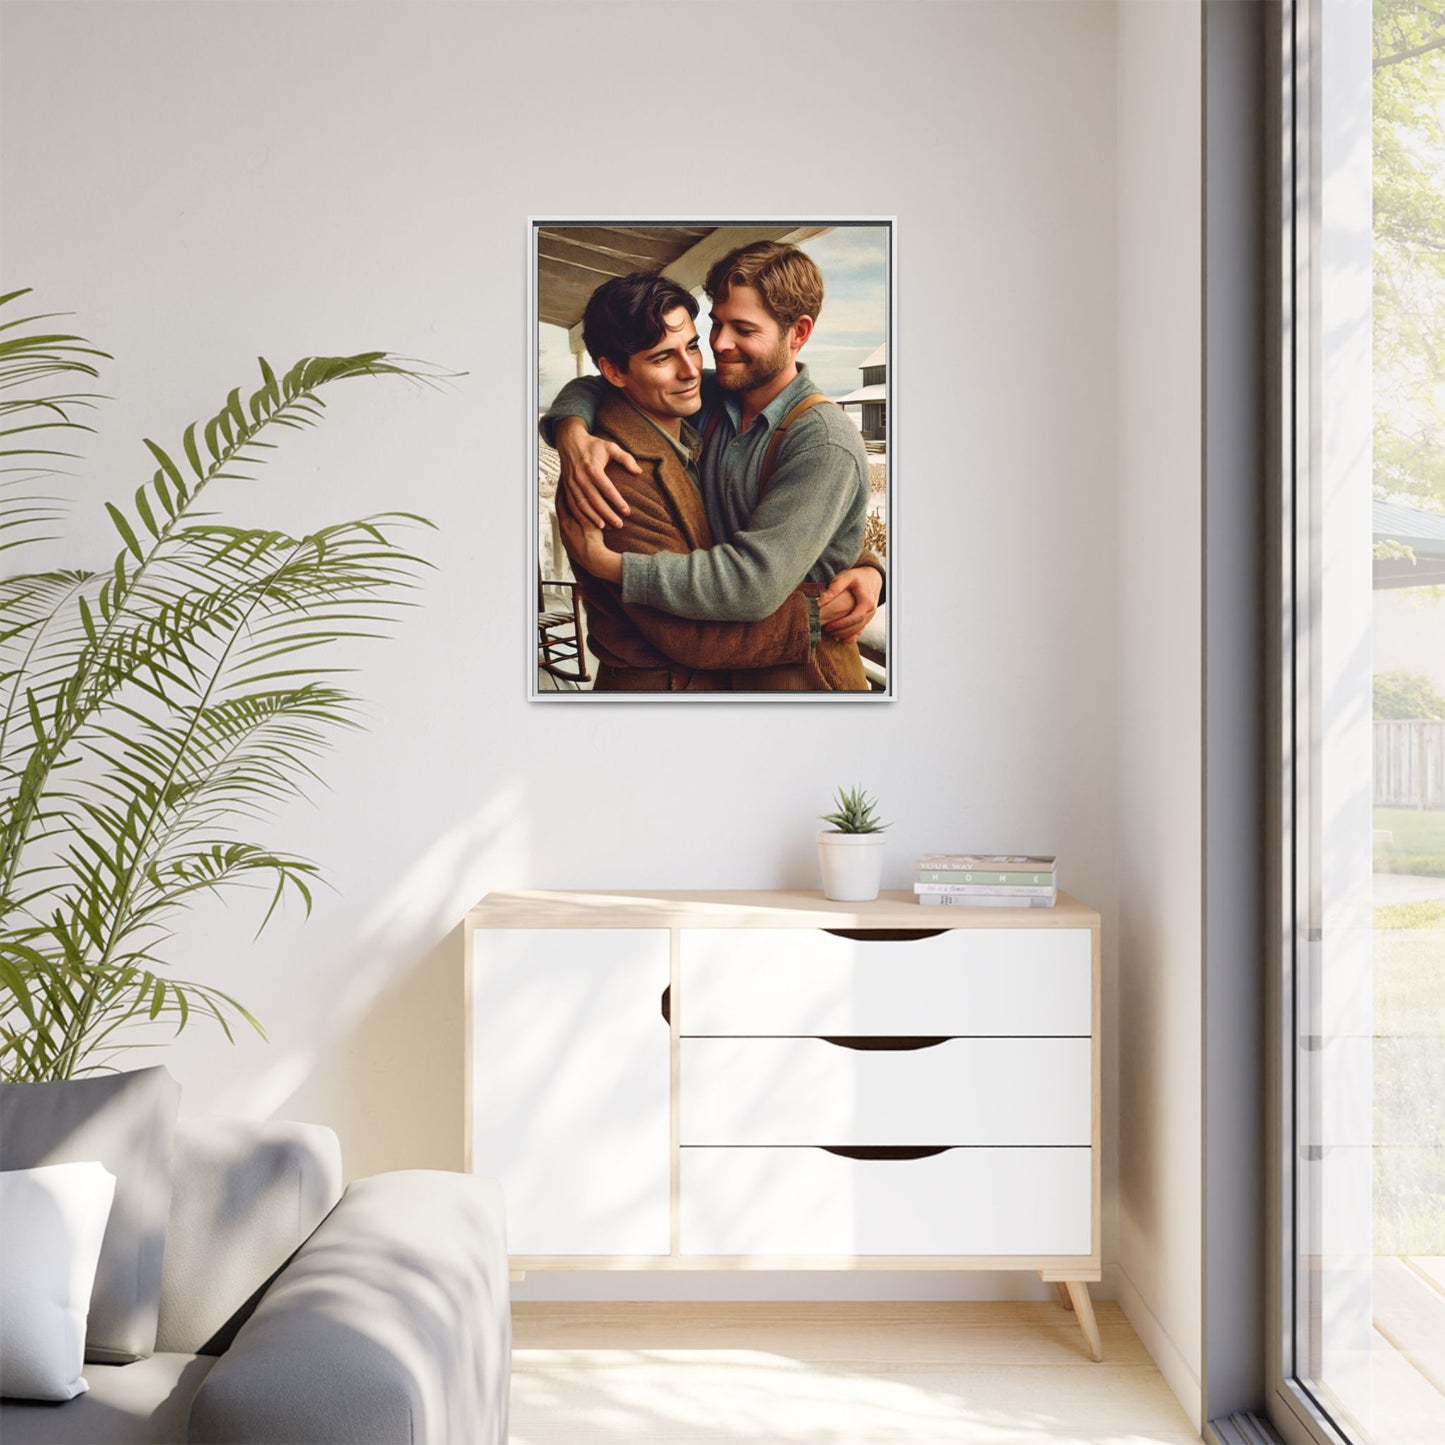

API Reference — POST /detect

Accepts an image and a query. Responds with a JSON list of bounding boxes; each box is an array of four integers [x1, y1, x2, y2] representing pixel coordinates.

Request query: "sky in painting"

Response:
[[536, 223, 889, 409]]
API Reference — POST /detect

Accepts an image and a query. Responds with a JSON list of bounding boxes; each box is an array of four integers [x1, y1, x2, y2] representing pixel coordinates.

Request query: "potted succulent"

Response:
[[816, 786, 889, 902]]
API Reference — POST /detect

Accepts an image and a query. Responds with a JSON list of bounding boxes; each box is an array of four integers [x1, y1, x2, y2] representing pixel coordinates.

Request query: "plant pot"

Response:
[[816, 831, 885, 902]]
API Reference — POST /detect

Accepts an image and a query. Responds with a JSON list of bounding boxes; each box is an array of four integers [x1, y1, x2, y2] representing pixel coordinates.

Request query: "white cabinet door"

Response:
[[471, 928, 670, 1256]]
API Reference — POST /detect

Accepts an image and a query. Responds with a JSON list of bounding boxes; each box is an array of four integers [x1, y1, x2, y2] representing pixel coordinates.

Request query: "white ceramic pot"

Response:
[[816, 831, 886, 902]]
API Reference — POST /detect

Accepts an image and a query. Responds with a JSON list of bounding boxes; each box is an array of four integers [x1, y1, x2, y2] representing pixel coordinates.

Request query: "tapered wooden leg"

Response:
[[1055, 1282, 1073, 1310], [1065, 1280, 1103, 1361]]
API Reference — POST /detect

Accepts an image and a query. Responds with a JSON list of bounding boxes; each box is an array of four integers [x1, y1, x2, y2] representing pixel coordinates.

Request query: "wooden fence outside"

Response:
[[1375, 720, 1445, 809]]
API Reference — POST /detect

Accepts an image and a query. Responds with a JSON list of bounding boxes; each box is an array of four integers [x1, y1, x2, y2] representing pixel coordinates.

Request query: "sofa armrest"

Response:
[[187, 1171, 509, 1445]]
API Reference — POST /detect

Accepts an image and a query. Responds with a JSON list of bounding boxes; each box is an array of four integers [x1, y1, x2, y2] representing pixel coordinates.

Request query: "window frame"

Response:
[[1265, 3, 1372, 1441]]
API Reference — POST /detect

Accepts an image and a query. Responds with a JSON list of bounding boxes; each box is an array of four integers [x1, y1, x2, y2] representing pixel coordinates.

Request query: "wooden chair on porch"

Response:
[[538, 565, 589, 685]]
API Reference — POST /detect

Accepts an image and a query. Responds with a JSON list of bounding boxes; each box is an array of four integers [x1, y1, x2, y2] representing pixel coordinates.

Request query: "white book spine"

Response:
[[914, 883, 1057, 898], [915, 855, 1056, 872], [916, 894, 1053, 908]]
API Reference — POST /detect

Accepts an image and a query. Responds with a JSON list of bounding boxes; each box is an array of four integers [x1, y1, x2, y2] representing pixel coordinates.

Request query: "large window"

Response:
[[1277, 2, 1445, 1441]]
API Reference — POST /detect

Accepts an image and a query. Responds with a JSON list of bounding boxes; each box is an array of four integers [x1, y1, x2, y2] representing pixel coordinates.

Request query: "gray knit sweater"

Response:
[[542, 366, 868, 622]]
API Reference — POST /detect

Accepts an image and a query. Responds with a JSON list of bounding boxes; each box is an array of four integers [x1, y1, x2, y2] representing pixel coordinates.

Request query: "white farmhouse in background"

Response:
[[835, 343, 887, 445], [1372, 499, 1445, 696]]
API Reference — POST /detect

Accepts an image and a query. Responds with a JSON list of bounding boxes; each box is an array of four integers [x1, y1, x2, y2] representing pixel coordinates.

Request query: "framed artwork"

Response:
[[530, 218, 894, 702]]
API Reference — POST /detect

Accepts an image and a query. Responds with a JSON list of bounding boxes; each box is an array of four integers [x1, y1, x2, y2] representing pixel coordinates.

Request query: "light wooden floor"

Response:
[[510, 1301, 1201, 1444]]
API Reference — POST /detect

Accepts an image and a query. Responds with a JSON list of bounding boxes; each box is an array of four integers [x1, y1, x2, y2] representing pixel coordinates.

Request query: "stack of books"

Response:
[[913, 854, 1057, 908]]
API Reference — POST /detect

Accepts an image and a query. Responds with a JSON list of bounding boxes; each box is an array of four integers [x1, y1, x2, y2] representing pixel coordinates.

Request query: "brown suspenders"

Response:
[[700, 391, 835, 502], [700, 405, 723, 456]]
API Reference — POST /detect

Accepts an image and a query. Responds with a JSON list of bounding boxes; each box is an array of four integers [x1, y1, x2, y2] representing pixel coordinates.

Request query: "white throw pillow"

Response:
[[0, 1160, 117, 1401]]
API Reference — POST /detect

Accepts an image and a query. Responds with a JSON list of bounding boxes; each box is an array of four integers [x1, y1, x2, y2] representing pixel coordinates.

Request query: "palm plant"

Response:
[[0, 288, 436, 1080]]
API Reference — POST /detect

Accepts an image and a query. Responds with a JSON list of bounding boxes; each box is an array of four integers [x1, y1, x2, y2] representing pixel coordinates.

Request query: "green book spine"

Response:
[[915, 883, 1056, 898], [916, 870, 1056, 886]]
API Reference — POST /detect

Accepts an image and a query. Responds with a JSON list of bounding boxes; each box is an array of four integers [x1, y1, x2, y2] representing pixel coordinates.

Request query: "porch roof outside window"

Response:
[[1374, 498, 1445, 588]]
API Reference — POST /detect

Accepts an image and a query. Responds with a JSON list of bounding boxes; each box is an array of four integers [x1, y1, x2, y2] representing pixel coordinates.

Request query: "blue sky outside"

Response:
[[536, 224, 889, 409]]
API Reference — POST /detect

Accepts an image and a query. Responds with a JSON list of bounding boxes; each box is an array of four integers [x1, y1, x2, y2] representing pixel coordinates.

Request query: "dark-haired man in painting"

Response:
[[544, 240, 881, 692], [556, 271, 862, 691]]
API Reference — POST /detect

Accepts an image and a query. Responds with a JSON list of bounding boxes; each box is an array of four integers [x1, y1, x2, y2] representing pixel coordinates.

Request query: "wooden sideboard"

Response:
[[465, 889, 1103, 1359]]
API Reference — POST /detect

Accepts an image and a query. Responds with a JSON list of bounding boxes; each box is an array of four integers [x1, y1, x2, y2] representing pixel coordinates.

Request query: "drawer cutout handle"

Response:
[[660, 985, 671, 1026], [824, 928, 947, 943], [821, 1036, 950, 1052], [822, 1145, 951, 1161]]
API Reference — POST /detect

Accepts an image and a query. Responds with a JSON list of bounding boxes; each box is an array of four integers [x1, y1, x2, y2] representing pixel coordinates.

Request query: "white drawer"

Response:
[[678, 927, 1091, 1036], [680, 1146, 1091, 1257], [680, 1037, 1090, 1146]]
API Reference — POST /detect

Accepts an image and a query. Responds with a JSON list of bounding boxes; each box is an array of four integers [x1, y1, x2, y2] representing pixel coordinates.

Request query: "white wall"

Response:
[[3, 0, 1143, 1303], [1114, 0, 1204, 1429]]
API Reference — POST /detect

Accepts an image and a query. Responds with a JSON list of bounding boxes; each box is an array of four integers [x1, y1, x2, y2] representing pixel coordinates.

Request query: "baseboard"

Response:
[[1109, 1260, 1203, 1429], [512, 1269, 1112, 1303]]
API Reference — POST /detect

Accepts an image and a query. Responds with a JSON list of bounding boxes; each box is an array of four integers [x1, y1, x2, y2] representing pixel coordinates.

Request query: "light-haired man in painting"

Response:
[[556, 271, 862, 691], [545, 240, 882, 689]]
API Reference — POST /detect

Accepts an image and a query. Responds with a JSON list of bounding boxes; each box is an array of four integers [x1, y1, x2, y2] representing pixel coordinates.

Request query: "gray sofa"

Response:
[[1, 1118, 511, 1444]]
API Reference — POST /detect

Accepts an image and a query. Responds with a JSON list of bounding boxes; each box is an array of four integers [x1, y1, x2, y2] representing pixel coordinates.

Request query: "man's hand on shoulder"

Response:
[[816, 565, 882, 643], [555, 416, 639, 529], [556, 480, 624, 584]]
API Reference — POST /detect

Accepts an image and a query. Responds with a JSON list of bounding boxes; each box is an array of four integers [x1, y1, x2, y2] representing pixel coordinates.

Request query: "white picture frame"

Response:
[[530, 217, 895, 702]]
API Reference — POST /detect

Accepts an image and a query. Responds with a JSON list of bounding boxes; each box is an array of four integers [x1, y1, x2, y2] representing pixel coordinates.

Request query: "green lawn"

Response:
[[1375, 899, 1445, 930], [1375, 806, 1445, 876]]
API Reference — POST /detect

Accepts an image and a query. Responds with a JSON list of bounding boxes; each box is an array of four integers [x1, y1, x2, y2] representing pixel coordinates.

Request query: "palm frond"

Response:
[[0, 299, 446, 1079], [0, 290, 109, 558]]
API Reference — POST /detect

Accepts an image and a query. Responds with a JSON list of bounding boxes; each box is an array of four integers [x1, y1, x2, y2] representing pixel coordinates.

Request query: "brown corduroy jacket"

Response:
[[563, 394, 867, 693]]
